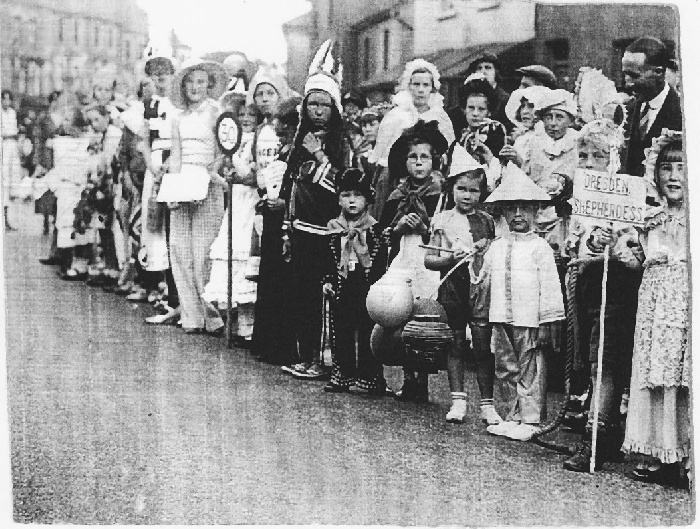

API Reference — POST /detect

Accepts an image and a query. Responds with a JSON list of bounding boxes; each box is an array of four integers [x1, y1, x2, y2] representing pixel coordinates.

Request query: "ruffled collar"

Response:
[[541, 128, 578, 159], [392, 91, 445, 113]]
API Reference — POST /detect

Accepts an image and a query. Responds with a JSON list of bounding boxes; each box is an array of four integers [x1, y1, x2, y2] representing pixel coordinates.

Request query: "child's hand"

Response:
[[590, 225, 616, 249], [499, 145, 522, 166], [266, 196, 285, 210], [323, 282, 335, 298], [474, 238, 491, 255], [473, 143, 494, 164], [302, 133, 323, 157], [396, 213, 422, 233], [452, 248, 469, 263]]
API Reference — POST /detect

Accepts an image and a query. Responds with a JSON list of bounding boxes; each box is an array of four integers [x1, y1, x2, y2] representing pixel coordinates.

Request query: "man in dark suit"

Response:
[[622, 37, 683, 177]]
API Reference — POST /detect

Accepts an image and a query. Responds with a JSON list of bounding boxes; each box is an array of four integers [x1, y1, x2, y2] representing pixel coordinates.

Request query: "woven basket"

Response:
[[402, 315, 452, 373]]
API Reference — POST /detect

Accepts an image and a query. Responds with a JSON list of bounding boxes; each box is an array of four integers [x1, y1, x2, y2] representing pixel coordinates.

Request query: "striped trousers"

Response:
[[170, 183, 224, 331]]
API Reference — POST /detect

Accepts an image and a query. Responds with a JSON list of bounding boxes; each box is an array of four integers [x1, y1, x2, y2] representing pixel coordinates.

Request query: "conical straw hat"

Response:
[[448, 144, 481, 176], [485, 163, 551, 203]]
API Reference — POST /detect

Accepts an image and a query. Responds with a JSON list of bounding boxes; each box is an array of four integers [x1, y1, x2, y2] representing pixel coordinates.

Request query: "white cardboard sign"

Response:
[[570, 168, 647, 226]]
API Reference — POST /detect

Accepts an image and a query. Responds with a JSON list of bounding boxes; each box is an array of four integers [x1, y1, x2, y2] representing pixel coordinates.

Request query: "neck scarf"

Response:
[[388, 177, 441, 227], [327, 211, 377, 278]]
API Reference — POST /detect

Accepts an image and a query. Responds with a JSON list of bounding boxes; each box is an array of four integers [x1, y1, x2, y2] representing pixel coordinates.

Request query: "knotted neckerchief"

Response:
[[327, 211, 377, 278], [388, 178, 441, 228]]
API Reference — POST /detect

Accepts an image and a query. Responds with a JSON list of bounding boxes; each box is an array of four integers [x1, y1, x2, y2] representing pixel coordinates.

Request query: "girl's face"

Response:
[[87, 111, 109, 133], [1, 93, 11, 110], [254, 83, 280, 116], [238, 105, 258, 133], [453, 175, 481, 214], [409, 72, 433, 108], [578, 142, 610, 172], [658, 149, 685, 205], [473, 61, 497, 86], [184, 69, 209, 105], [518, 101, 535, 129], [361, 119, 380, 143], [93, 82, 113, 105], [501, 202, 538, 233], [339, 189, 368, 218], [406, 143, 433, 182], [464, 94, 490, 129], [543, 109, 573, 140], [306, 91, 333, 129]]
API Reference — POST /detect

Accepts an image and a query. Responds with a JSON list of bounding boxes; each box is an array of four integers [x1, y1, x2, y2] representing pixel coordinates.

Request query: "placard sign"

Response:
[[569, 169, 647, 226], [215, 111, 242, 155]]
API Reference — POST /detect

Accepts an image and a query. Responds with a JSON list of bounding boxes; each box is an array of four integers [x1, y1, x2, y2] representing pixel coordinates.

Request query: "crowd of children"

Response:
[[11, 35, 690, 490]]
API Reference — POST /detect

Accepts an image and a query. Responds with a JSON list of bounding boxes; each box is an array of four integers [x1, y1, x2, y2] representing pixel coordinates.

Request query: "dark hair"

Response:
[[145, 57, 175, 76], [465, 54, 502, 86], [2, 89, 13, 101], [336, 167, 375, 203], [444, 168, 488, 202], [136, 80, 150, 100], [284, 93, 347, 180], [458, 78, 497, 112], [48, 90, 63, 105], [626, 37, 671, 69], [276, 96, 302, 127], [654, 139, 684, 193]]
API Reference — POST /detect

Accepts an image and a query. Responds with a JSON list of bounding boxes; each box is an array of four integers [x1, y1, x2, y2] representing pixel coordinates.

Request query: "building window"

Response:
[[74, 19, 79, 44], [95, 24, 100, 47], [363, 37, 370, 80], [125, 39, 131, 62], [59, 19, 64, 42], [109, 27, 113, 48], [383, 29, 390, 71]]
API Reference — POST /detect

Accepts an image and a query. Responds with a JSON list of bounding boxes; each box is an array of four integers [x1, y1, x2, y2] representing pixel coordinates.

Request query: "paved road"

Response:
[[4, 202, 694, 525]]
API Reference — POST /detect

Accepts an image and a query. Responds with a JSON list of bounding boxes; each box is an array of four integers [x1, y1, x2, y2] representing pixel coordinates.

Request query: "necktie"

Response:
[[639, 102, 650, 136]]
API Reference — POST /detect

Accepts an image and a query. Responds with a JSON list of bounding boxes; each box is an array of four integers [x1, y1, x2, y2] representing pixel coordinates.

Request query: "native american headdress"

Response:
[[574, 67, 629, 174], [304, 39, 343, 113]]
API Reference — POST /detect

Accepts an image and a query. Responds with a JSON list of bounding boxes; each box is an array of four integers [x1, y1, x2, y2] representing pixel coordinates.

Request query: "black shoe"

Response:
[[563, 440, 602, 472], [39, 257, 60, 265], [627, 465, 689, 489], [394, 379, 418, 401]]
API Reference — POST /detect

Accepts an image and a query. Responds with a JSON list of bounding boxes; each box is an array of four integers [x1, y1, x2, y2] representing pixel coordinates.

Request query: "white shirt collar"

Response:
[[647, 82, 670, 110]]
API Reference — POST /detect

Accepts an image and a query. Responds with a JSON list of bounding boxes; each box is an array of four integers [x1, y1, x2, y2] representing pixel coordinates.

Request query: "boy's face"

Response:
[[453, 175, 481, 214], [149, 65, 172, 96], [238, 106, 258, 132], [1, 93, 10, 110], [87, 111, 109, 133], [406, 143, 433, 182], [543, 109, 573, 140], [578, 142, 610, 172], [343, 102, 360, 121], [361, 118, 380, 143], [464, 94, 490, 129], [501, 202, 538, 233], [473, 61, 497, 86], [93, 82, 113, 105], [306, 90, 333, 129], [339, 189, 368, 218]]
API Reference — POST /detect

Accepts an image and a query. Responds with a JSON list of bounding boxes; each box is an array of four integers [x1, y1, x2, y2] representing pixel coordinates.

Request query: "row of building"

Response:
[[283, 0, 680, 105], [0, 0, 150, 99]]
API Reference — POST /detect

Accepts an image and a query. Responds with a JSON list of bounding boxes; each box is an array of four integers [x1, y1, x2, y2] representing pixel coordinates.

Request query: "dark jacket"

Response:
[[624, 86, 683, 177]]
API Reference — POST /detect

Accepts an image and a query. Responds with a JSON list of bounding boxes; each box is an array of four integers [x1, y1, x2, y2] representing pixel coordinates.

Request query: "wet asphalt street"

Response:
[[4, 202, 695, 525]]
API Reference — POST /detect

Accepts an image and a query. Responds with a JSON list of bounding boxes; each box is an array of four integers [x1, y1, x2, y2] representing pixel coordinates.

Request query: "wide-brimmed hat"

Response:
[[505, 85, 550, 124], [466, 52, 501, 75], [536, 88, 577, 118], [388, 120, 448, 179], [485, 163, 551, 203], [516, 65, 557, 89], [171, 58, 228, 109]]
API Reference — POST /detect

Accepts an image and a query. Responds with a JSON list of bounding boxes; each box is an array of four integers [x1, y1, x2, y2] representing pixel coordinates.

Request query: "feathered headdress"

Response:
[[304, 39, 343, 113], [575, 67, 629, 174]]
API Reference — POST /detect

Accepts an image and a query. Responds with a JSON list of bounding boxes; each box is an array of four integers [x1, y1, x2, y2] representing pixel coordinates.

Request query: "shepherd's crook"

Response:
[[590, 245, 610, 473]]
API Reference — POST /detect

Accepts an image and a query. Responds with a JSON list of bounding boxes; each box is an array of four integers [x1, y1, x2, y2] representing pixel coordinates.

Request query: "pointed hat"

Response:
[[304, 39, 343, 113], [448, 144, 482, 177], [485, 163, 551, 203]]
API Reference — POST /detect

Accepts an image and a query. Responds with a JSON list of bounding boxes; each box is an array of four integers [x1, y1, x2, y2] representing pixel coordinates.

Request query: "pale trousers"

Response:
[[170, 184, 224, 331], [2, 138, 20, 203], [492, 323, 547, 425]]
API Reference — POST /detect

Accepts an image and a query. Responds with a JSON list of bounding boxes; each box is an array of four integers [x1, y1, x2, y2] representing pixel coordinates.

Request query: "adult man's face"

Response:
[[622, 51, 664, 101]]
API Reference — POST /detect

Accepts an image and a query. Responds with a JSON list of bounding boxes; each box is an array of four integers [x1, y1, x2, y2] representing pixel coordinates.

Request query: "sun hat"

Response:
[[387, 119, 449, 180], [171, 57, 228, 109], [505, 85, 550, 125], [484, 163, 551, 203], [536, 88, 577, 119]]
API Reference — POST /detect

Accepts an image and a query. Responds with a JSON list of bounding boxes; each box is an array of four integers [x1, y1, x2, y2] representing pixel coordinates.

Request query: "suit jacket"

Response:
[[624, 86, 682, 176]]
